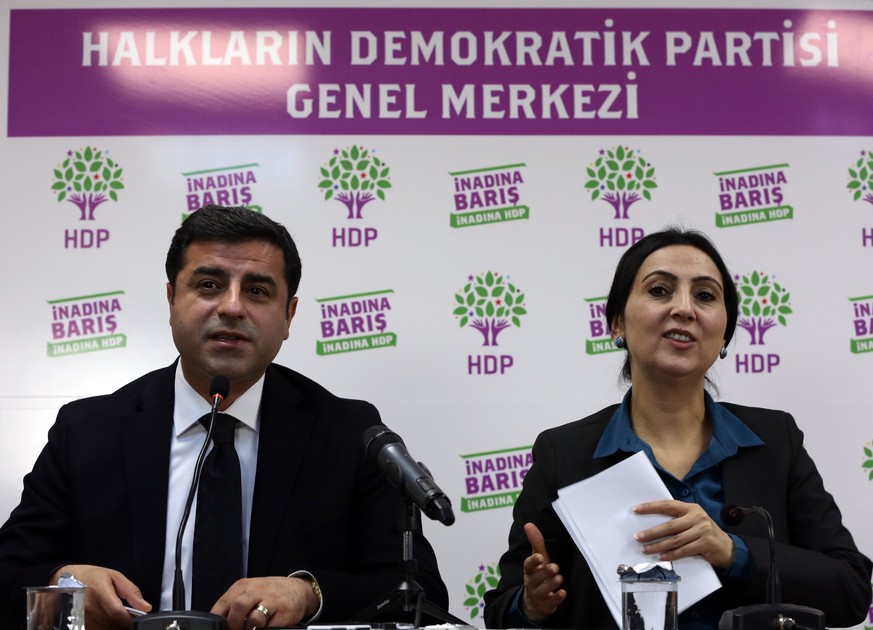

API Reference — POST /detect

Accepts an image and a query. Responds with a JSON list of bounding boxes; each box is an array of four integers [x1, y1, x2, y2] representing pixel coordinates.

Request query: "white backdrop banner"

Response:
[[2, 3, 872, 628]]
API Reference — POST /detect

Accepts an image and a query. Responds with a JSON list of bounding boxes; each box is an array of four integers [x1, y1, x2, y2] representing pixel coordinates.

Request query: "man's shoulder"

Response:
[[265, 363, 376, 411], [62, 364, 175, 414]]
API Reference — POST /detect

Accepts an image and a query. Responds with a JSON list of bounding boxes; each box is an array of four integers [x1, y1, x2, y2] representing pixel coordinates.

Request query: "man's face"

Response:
[[167, 239, 297, 402]]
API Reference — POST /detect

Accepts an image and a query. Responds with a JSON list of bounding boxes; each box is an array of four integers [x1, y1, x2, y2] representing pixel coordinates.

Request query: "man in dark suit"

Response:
[[0, 205, 448, 629]]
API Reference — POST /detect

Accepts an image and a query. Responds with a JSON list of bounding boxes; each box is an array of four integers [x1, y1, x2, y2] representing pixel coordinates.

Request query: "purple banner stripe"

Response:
[[9, 8, 873, 136]]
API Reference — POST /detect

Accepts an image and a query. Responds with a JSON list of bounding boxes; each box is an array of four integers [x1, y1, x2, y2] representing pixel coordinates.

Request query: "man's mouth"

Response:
[[211, 332, 247, 342]]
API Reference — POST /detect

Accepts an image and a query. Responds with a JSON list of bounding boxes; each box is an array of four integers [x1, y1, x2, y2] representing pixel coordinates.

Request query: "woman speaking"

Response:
[[484, 228, 871, 629]]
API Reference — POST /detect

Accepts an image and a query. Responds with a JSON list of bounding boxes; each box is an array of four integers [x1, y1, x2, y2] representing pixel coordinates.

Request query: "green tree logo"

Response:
[[463, 563, 500, 620], [736, 271, 793, 346], [318, 145, 392, 219], [453, 272, 527, 346], [846, 149, 873, 205], [584, 145, 657, 219], [863, 440, 873, 481], [51, 147, 125, 220]]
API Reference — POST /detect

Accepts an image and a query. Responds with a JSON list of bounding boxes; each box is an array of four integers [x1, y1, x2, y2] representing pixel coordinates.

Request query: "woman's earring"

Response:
[[719, 345, 728, 359], [614, 336, 625, 349]]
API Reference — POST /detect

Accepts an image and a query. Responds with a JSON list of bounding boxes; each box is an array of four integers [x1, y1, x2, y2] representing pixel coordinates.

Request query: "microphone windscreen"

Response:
[[209, 375, 230, 400], [720, 503, 745, 526], [362, 425, 403, 460]]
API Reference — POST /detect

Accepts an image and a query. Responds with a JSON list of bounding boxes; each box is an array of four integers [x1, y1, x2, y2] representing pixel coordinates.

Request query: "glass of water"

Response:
[[618, 562, 680, 630]]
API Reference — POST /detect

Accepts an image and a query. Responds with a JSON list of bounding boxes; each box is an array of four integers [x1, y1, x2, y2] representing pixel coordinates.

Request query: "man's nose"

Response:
[[217, 286, 244, 316]]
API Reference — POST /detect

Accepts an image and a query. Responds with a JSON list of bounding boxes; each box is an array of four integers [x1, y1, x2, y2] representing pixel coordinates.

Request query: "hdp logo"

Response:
[[862, 440, 873, 481], [47, 291, 127, 357], [845, 149, 873, 249], [585, 145, 657, 220], [461, 446, 532, 513], [585, 296, 621, 355], [454, 272, 526, 375], [454, 271, 526, 346], [449, 163, 530, 228], [462, 563, 500, 621], [846, 149, 873, 205], [734, 271, 793, 374], [319, 145, 391, 248], [713, 164, 792, 228], [51, 146, 124, 249], [51, 146, 125, 221], [315, 289, 397, 356], [585, 145, 654, 248], [849, 295, 873, 353], [182, 163, 261, 220]]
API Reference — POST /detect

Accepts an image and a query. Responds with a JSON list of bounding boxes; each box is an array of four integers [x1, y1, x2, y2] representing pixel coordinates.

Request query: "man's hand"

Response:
[[211, 576, 319, 630], [49, 564, 151, 630], [521, 522, 567, 622]]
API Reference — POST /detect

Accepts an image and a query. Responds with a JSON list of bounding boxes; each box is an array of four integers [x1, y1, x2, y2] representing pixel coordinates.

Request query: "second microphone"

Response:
[[363, 426, 455, 526]]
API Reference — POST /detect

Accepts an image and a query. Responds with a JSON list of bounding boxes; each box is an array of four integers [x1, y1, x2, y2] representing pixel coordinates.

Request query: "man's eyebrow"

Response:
[[243, 272, 277, 287], [190, 267, 277, 287], [191, 266, 227, 278]]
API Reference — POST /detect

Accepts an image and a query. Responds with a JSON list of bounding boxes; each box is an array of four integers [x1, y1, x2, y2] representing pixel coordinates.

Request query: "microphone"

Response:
[[363, 425, 455, 526], [717, 504, 824, 630], [133, 376, 230, 630], [720, 504, 779, 604]]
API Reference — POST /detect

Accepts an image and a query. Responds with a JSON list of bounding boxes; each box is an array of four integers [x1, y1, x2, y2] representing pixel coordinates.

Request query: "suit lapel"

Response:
[[247, 365, 312, 576], [122, 365, 176, 603]]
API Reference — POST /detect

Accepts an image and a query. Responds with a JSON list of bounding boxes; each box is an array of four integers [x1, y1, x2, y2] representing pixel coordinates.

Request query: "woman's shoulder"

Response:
[[538, 403, 622, 441], [717, 400, 791, 418], [715, 400, 799, 435]]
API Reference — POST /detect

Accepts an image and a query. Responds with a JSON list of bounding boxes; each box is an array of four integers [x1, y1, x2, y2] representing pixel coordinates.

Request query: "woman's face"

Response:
[[613, 244, 727, 385]]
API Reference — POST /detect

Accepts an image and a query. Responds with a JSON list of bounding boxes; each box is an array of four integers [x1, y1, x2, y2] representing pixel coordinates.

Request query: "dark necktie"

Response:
[[192, 412, 243, 611]]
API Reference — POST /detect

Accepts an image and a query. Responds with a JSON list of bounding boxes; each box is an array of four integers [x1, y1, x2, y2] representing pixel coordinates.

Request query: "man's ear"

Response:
[[283, 296, 299, 340]]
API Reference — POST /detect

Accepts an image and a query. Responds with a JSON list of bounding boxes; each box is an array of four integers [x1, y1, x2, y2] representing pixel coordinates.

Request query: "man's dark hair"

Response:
[[165, 204, 302, 301], [604, 227, 738, 382]]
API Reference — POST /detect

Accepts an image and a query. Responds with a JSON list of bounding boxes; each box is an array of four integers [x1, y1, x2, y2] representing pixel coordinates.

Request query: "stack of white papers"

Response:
[[552, 451, 722, 627]]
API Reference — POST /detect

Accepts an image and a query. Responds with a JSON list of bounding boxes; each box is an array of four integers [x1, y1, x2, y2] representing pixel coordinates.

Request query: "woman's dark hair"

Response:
[[604, 227, 738, 382], [165, 204, 302, 305]]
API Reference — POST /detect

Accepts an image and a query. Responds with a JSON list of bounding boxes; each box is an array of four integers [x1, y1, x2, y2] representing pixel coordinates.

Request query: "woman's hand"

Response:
[[633, 500, 735, 569], [520, 522, 567, 622]]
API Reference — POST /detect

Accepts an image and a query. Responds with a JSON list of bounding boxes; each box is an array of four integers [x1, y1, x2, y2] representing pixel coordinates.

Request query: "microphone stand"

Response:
[[718, 601, 825, 630], [133, 381, 230, 630], [718, 506, 825, 630], [350, 500, 467, 627]]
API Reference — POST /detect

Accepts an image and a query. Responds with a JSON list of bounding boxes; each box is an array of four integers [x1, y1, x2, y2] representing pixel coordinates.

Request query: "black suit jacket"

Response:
[[483, 403, 872, 629], [0, 363, 448, 626]]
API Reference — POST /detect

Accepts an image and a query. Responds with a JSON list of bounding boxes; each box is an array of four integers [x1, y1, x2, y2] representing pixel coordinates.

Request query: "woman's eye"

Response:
[[648, 285, 667, 296]]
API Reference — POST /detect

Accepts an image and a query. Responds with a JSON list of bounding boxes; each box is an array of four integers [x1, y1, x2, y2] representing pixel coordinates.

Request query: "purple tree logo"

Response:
[[318, 145, 392, 219], [453, 271, 527, 346], [51, 147, 125, 220], [862, 440, 873, 481], [585, 145, 657, 219], [846, 149, 873, 205], [736, 271, 793, 345], [462, 563, 500, 620]]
